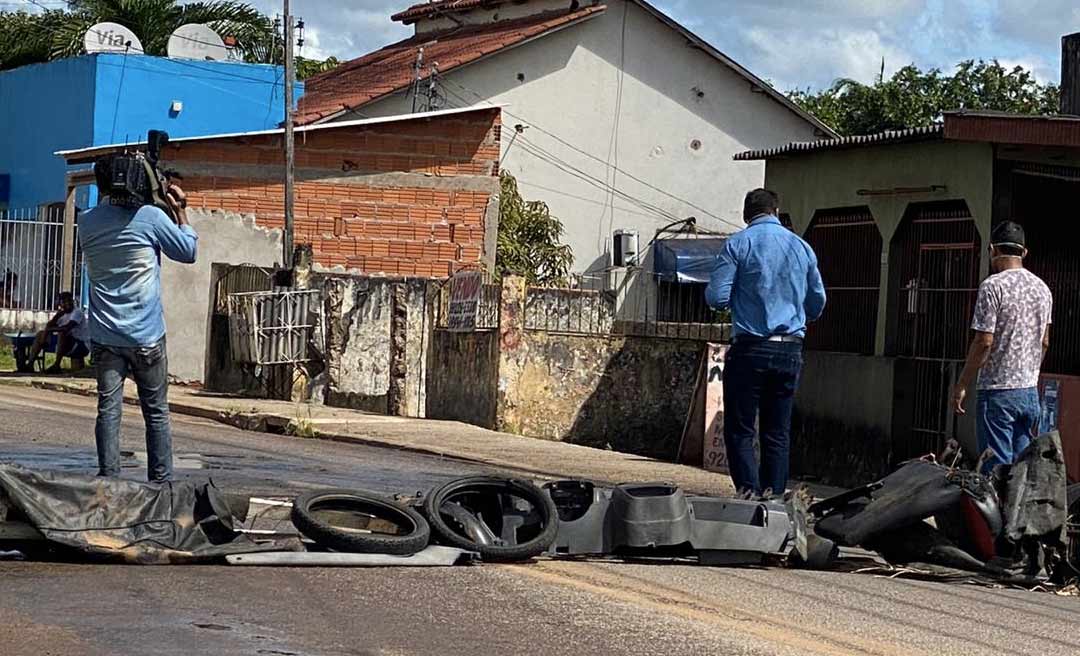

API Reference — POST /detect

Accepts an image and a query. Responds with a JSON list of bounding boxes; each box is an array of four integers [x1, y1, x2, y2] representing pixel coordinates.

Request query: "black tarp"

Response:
[[0, 464, 293, 564]]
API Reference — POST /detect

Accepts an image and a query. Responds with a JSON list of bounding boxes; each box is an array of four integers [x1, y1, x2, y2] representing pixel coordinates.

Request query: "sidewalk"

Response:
[[0, 373, 738, 496]]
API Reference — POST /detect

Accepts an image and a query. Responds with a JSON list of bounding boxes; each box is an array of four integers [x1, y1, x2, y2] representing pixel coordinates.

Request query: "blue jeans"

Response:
[[976, 387, 1041, 474], [722, 340, 803, 496], [93, 339, 173, 483]]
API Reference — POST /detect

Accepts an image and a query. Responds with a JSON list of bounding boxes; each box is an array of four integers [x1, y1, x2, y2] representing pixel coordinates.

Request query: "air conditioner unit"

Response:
[[612, 229, 639, 267]]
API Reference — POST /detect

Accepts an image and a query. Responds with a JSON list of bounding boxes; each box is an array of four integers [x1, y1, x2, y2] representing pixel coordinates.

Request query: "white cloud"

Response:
[[236, 0, 1070, 92], [740, 27, 914, 90]]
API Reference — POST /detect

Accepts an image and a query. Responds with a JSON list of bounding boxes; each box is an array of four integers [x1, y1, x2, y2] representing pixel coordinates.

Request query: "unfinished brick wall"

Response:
[[160, 108, 501, 277]]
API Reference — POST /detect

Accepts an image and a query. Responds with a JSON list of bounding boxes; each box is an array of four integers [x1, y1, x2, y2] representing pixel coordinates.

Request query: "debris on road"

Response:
[[0, 463, 295, 564], [809, 431, 1077, 588], [225, 545, 477, 567]]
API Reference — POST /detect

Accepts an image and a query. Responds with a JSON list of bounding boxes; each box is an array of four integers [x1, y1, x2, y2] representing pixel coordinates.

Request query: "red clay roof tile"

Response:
[[296, 6, 605, 125], [391, 0, 517, 24]]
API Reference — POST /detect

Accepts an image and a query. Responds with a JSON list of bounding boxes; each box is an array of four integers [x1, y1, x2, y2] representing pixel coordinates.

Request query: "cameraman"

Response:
[[79, 155, 197, 484]]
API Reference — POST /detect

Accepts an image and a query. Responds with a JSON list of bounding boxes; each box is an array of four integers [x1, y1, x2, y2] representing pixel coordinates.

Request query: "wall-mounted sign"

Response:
[[447, 271, 483, 332], [84, 22, 143, 54]]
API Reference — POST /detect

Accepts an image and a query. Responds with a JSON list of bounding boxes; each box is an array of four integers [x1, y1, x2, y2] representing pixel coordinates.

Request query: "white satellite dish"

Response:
[[167, 24, 228, 61], [84, 22, 143, 54]]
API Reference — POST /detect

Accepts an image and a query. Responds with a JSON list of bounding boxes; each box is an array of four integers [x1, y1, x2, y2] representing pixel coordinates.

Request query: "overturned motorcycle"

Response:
[[807, 431, 1076, 584]]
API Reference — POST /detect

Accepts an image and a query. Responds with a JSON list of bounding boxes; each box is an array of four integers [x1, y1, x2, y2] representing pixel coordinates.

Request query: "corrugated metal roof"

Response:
[[733, 125, 943, 161]]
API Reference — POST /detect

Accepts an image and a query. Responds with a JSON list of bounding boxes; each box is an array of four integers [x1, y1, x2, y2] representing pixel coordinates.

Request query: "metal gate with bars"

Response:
[[891, 201, 981, 461], [0, 206, 82, 312]]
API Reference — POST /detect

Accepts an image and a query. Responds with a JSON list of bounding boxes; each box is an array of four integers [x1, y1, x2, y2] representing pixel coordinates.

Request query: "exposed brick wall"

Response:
[[162, 108, 500, 277]]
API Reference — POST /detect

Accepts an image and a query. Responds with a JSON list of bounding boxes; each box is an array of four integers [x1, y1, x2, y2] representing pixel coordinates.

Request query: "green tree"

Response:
[[0, 1, 339, 77], [789, 60, 1060, 136], [497, 171, 573, 286]]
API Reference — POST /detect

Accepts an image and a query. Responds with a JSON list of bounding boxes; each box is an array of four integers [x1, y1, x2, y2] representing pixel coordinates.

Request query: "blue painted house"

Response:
[[0, 54, 303, 210]]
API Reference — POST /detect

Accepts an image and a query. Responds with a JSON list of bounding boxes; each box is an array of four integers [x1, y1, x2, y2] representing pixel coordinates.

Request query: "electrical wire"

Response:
[[107, 43, 129, 143], [440, 85, 684, 224], [602, 0, 630, 251], [440, 76, 744, 231]]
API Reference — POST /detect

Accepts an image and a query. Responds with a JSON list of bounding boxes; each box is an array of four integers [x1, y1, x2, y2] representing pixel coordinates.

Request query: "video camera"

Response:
[[96, 130, 182, 220]]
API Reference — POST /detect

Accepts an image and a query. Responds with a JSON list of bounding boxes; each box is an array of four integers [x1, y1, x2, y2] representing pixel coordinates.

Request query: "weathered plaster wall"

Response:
[[315, 271, 434, 416], [161, 209, 281, 382], [498, 331, 703, 458], [425, 275, 707, 459], [426, 329, 500, 427]]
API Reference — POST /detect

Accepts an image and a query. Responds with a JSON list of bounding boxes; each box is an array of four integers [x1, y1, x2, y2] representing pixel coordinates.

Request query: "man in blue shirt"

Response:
[[705, 188, 826, 496], [80, 156, 197, 483]]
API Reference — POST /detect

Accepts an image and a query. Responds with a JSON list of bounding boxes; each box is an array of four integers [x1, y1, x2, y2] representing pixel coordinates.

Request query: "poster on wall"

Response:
[[677, 343, 759, 473], [447, 271, 483, 332]]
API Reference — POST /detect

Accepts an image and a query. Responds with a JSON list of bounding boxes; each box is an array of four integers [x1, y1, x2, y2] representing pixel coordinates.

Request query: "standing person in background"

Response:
[[951, 221, 1052, 473], [705, 188, 826, 497], [79, 155, 197, 484]]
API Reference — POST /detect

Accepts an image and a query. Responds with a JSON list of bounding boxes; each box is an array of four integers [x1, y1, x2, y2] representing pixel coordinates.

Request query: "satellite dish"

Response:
[[84, 22, 143, 54], [167, 24, 228, 61]]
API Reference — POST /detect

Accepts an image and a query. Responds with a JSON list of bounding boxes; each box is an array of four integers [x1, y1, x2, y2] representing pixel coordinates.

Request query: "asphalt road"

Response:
[[2, 385, 1079, 656]]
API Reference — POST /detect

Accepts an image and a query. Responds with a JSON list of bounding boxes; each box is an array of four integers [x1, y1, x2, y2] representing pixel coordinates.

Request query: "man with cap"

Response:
[[706, 188, 826, 497], [951, 221, 1052, 473]]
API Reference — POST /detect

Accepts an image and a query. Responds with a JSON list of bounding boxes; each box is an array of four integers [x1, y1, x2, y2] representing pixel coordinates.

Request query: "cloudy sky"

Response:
[[244, 0, 1080, 92]]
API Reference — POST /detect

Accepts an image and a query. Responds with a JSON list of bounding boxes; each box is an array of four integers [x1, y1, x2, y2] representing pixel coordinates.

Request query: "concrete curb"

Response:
[[0, 376, 710, 489]]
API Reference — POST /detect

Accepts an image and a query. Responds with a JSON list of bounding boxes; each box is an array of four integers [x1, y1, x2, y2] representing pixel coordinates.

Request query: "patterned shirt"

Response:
[[971, 268, 1052, 390]]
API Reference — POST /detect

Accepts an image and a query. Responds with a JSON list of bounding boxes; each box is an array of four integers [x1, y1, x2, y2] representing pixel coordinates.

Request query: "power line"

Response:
[[439, 85, 684, 225], [440, 76, 744, 231]]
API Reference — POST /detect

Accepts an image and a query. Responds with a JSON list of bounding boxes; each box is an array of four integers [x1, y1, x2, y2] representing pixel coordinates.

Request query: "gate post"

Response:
[[60, 183, 77, 293]]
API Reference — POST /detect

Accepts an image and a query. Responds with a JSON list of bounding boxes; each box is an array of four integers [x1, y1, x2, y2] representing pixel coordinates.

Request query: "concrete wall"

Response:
[[91, 54, 298, 147], [0, 58, 94, 209], [352, 0, 823, 272], [497, 330, 703, 458], [161, 209, 281, 382], [424, 275, 707, 459], [313, 271, 435, 417], [426, 329, 500, 426]]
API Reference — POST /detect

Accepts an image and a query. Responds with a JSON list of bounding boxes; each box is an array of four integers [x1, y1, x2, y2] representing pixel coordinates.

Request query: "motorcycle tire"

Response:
[[423, 476, 559, 562], [291, 489, 430, 555]]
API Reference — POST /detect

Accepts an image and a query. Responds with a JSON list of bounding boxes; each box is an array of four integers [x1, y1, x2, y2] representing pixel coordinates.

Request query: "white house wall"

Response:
[[350, 0, 821, 272]]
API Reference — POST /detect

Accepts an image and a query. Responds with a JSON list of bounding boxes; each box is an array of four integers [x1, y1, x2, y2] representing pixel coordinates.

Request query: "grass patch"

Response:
[[0, 337, 60, 372]]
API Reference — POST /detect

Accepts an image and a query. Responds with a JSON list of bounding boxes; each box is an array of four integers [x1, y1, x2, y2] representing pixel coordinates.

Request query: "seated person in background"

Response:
[[20, 292, 90, 373]]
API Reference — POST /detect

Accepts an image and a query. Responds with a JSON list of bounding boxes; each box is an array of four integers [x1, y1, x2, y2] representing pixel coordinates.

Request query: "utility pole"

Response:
[[283, 0, 296, 271]]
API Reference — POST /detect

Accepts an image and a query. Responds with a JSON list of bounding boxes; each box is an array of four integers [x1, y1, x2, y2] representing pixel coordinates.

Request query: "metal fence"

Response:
[[524, 268, 729, 341], [227, 289, 323, 366], [0, 206, 81, 312]]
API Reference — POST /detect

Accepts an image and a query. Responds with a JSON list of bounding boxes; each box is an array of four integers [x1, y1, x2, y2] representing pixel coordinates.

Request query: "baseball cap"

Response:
[[990, 221, 1025, 250]]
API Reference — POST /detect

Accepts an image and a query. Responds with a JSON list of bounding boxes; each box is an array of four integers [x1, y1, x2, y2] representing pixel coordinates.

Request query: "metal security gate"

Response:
[[0, 206, 82, 312], [892, 202, 980, 461]]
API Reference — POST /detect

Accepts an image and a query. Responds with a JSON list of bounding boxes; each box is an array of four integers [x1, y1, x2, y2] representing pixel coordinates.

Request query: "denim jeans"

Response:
[[93, 339, 173, 483], [976, 387, 1041, 475], [722, 340, 803, 496]]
